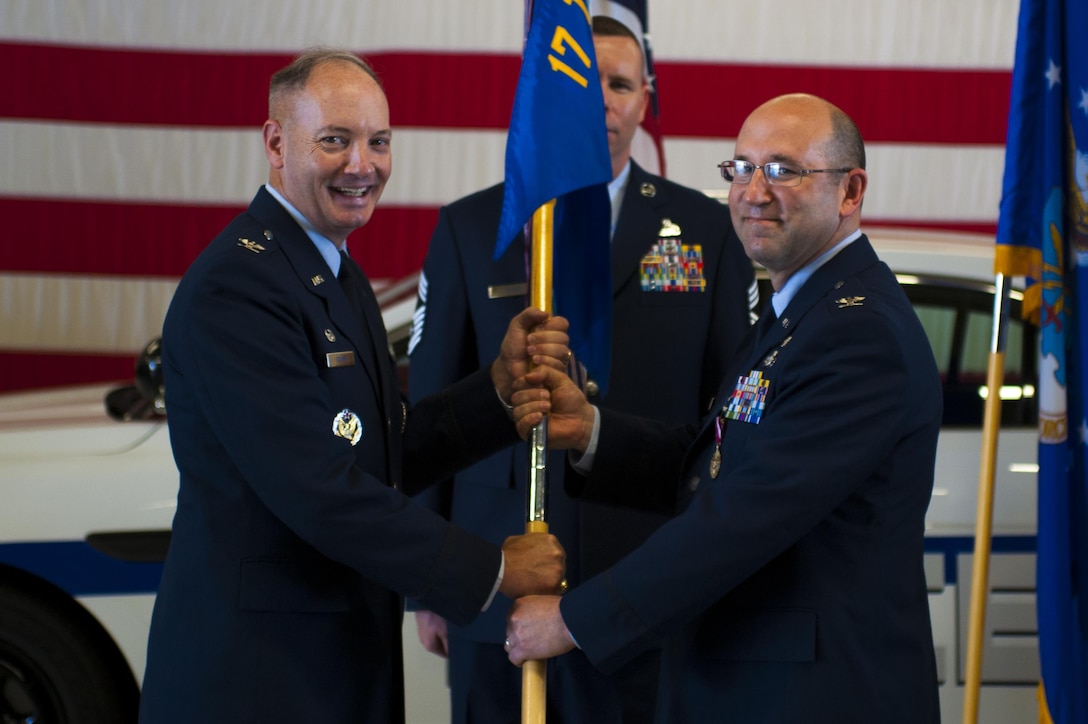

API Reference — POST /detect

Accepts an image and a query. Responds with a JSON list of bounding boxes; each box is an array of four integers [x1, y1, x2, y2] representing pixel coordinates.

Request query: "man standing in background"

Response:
[[408, 17, 756, 723]]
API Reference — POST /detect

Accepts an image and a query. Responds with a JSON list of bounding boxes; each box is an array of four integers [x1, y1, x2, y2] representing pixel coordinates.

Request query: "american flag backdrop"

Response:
[[1, 0, 1018, 393]]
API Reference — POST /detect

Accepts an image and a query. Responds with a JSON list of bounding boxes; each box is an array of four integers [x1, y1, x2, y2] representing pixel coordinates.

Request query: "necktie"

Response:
[[337, 249, 403, 481], [338, 249, 386, 375], [338, 249, 366, 322], [753, 303, 778, 346]]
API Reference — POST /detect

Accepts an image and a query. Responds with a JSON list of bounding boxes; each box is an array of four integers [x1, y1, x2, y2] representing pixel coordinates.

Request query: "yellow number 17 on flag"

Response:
[[547, 0, 592, 88]]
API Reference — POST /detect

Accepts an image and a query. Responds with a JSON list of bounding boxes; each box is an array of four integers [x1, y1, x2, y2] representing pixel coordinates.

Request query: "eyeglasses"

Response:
[[718, 160, 853, 188]]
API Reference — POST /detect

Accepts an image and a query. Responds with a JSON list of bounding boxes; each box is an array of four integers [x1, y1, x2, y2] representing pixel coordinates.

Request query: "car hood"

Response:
[[0, 384, 178, 540]]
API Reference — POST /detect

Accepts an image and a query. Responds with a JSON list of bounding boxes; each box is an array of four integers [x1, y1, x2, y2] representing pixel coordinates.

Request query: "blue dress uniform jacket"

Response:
[[408, 162, 754, 721], [562, 237, 943, 723], [139, 188, 518, 724]]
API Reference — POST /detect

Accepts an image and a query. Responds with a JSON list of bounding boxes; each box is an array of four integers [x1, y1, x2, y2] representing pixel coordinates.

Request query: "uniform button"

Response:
[[687, 476, 700, 492], [585, 379, 600, 397]]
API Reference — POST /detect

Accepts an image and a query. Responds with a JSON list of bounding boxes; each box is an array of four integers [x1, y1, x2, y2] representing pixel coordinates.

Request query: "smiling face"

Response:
[[263, 60, 391, 245], [728, 95, 866, 290], [593, 32, 648, 179]]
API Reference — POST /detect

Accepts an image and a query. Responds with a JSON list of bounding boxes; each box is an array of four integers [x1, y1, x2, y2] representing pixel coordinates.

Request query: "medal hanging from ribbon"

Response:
[[710, 411, 724, 479]]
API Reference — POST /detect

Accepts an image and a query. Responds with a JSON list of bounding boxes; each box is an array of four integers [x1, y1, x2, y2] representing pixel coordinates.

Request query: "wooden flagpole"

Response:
[[962, 272, 1012, 723], [522, 199, 556, 724]]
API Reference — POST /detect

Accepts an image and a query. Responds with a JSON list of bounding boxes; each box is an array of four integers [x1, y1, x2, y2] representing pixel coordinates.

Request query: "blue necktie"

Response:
[[753, 303, 778, 346]]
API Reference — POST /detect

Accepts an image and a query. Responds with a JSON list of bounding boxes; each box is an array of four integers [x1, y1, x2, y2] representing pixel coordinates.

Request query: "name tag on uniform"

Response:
[[326, 351, 356, 368], [488, 283, 528, 299]]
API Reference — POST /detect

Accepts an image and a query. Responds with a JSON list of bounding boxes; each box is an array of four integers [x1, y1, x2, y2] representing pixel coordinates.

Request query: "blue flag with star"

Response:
[[995, 0, 1088, 721], [495, 0, 613, 395]]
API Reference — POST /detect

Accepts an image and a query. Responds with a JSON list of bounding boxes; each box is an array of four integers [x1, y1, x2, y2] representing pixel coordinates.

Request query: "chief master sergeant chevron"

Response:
[[139, 48, 567, 724], [506, 93, 943, 723]]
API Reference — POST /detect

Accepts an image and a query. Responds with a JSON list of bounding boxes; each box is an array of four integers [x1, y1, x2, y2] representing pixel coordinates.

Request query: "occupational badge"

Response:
[[332, 409, 363, 446], [836, 296, 866, 308], [638, 219, 706, 292]]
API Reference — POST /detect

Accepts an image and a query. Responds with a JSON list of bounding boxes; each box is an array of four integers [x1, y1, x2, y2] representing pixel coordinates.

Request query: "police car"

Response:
[[0, 230, 1039, 723]]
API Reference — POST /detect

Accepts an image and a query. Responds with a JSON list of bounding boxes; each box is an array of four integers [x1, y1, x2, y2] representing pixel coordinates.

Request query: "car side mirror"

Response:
[[134, 337, 165, 413]]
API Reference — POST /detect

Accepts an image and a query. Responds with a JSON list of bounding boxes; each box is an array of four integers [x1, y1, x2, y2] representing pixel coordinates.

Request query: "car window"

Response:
[[902, 278, 1037, 429], [756, 275, 1038, 430]]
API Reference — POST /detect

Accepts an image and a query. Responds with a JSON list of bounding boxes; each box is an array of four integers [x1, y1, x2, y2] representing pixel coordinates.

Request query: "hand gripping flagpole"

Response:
[[523, 199, 555, 724]]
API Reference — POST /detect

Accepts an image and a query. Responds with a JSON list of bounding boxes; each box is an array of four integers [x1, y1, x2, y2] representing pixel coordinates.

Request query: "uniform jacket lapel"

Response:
[[745, 235, 880, 371], [344, 257, 404, 449], [703, 235, 883, 456], [247, 188, 395, 438]]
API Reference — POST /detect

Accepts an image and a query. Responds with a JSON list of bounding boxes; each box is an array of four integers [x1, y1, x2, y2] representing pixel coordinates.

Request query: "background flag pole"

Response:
[[962, 274, 1011, 723]]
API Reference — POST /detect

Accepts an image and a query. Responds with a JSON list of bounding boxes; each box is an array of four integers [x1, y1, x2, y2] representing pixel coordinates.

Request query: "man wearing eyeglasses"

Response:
[[407, 14, 757, 724], [505, 93, 942, 724]]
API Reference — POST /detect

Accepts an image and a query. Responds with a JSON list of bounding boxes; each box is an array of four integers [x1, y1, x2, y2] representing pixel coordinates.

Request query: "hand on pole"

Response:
[[498, 533, 566, 599], [505, 595, 575, 667], [490, 307, 570, 406], [511, 365, 594, 451]]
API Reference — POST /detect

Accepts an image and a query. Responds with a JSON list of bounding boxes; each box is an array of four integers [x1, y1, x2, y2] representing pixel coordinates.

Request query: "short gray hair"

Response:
[[268, 47, 380, 119]]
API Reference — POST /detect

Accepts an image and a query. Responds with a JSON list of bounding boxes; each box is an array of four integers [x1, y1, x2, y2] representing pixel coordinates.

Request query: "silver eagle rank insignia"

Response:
[[237, 238, 266, 254]]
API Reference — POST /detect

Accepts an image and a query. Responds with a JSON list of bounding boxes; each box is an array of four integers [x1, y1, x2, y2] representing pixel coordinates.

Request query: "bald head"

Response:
[[745, 94, 865, 171]]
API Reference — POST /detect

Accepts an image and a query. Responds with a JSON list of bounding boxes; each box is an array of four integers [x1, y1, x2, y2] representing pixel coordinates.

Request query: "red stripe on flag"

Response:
[[0, 43, 519, 131], [0, 197, 438, 279], [655, 62, 1012, 145], [865, 220, 997, 236], [0, 43, 283, 128], [0, 42, 1009, 143], [0, 351, 137, 394]]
